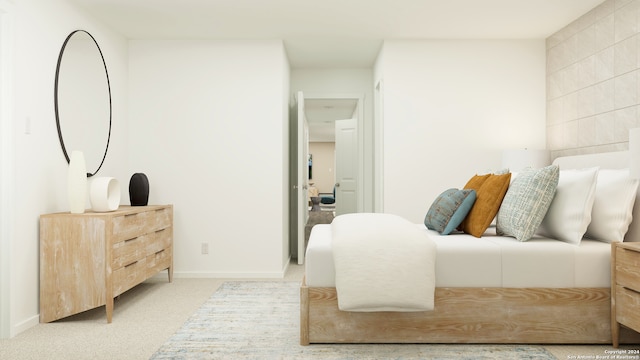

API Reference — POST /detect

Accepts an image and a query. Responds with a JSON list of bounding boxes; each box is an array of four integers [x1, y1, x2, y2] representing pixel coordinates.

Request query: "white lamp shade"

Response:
[[502, 149, 550, 172], [630, 128, 640, 179], [90, 177, 121, 212]]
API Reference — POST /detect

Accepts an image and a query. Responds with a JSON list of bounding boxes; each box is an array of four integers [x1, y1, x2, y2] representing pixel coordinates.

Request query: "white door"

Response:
[[335, 119, 358, 216], [296, 91, 309, 264]]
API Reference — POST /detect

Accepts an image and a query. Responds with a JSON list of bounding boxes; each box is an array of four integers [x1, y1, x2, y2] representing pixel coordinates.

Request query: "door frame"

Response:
[[0, 0, 14, 339], [304, 92, 365, 213], [374, 80, 384, 213], [295, 91, 309, 264]]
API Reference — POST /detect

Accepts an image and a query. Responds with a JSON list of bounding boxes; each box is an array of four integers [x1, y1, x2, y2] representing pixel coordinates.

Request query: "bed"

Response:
[[300, 151, 640, 345]]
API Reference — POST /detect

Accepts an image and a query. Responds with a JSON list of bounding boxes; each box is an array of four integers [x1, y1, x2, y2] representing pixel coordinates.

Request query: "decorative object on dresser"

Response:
[[611, 241, 640, 347], [39, 205, 173, 323], [67, 150, 87, 214], [89, 177, 120, 212], [129, 173, 149, 206]]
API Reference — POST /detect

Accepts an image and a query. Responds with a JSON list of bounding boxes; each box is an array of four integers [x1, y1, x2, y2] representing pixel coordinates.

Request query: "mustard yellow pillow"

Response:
[[460, 173, 511, 237]]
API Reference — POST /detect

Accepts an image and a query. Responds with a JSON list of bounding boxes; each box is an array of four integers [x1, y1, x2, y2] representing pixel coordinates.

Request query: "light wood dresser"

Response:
[[39, 205, 173, 323], [611, 241, 640, 347]]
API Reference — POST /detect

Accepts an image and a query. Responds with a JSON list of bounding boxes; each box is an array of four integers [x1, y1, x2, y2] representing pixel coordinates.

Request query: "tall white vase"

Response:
[[68, 150, 87, 214]]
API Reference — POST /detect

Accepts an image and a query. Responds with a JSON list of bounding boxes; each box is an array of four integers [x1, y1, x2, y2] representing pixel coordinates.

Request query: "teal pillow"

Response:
[[496, 165, 559, 241], [425, 188, 476, 235]]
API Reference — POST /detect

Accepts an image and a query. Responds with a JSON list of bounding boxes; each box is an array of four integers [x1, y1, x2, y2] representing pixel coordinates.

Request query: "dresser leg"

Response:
[[106, 297, 113, 323], [168, 266, 173, 283]]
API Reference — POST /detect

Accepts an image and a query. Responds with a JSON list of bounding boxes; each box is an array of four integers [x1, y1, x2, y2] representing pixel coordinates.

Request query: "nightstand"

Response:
[[611, 242, 640, 347]]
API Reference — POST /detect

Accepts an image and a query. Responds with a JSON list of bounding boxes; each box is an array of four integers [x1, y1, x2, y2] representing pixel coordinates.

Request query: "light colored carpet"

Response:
[[1, 262, 637, 359], [151, 281, 557, 360]]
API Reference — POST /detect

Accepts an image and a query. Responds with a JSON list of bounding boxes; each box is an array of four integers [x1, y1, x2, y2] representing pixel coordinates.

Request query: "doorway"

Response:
[[289, 92, 364, 264], [303, 93, 364, 214], [306, 98, 357, 214]]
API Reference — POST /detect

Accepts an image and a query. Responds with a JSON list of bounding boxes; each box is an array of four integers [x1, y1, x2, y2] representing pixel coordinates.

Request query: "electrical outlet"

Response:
[[201, 242, 209, 255]]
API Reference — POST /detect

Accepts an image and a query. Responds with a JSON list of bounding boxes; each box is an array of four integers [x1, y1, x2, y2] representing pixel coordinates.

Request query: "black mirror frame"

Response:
[[54, 29, 112, 177]]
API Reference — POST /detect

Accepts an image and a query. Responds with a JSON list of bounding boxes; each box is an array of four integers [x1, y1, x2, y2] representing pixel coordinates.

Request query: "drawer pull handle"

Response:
[[155, 229, 165, 233], [624, 286, 640, 295], [155, 249, 165, 255], [124, 213, 137, 218], [124, 261, 138, 268], [124, 237, 138, 243]]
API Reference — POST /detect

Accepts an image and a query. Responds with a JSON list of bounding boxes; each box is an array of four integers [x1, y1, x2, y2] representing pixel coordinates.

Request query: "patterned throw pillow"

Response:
[[424, 188, 477, 235], [496, 165, 559, 242], [460, 173, 512, 237]]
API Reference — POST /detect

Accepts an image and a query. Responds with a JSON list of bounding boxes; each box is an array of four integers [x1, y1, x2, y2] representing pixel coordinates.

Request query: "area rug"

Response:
[[150, 281, 557, 360]]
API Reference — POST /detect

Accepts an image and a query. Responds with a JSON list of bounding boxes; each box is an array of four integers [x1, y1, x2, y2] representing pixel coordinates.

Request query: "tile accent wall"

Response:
[[547, 0, 640, 158]]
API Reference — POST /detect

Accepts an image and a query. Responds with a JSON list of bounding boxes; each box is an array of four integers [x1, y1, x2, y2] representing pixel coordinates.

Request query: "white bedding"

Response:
[[306, 224, 612, 288], [332, 213, 436, 312]]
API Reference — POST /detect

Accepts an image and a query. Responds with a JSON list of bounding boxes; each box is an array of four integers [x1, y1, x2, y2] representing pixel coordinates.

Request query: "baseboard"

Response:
[[152, 269, 289, 279], [12, 314, 39, 338]]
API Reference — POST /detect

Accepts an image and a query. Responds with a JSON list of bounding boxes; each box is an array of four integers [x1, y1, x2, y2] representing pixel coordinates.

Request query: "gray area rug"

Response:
[[305, 210, 334, 244], [151, 281, 557, 359]]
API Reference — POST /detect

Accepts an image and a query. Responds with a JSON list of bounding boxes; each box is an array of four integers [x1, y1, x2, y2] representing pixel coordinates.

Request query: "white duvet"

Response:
[[332, 213, 436, 312]]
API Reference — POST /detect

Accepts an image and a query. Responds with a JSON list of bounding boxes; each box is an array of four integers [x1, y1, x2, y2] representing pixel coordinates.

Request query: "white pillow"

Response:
[[537, 167, 599, 245], [585, 169, 639, 243]]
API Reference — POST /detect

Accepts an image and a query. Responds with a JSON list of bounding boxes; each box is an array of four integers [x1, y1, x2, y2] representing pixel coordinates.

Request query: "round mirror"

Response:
[[55, 30, 111, 177]]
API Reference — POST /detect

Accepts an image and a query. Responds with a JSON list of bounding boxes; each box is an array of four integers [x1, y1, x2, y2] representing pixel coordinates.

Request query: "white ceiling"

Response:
[[69, 0, 603, 68], [305, 99, 358, 142], [67, 0, 604, 140]]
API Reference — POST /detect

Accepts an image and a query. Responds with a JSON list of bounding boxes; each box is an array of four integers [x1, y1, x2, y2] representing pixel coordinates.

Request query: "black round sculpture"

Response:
[[129, 173, 149, 206]]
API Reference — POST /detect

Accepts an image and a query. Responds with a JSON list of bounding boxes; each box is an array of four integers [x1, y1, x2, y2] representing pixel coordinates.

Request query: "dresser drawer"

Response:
[[616, 285, 640, 333], [113, 257, 148, 297], [143, 228, 172, 255], [112, 228, 172, 270], [616, 247, 640, 292], [112, 207, 172, 242], [145, 247, 172, 278]]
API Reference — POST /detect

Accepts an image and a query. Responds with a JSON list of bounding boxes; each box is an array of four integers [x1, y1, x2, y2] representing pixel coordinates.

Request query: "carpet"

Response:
[[304, 210, 334, 245], [150, 282, 557, 360]]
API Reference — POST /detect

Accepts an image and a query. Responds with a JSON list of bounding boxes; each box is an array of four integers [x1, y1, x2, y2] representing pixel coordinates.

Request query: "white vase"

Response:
[[68, 151, 87, 214], [90, 177, 121, 212]]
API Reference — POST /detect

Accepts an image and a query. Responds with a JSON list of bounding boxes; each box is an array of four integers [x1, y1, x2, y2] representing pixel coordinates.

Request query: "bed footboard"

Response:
[[300, 279, 640, 345]]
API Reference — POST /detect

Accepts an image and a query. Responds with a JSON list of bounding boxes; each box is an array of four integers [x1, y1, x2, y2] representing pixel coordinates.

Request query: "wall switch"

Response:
[[201, 242, 209, 255]]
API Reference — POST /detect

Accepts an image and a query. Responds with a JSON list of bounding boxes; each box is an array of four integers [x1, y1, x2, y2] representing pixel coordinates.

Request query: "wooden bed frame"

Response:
[[300, 151, 640, 346], [300, 281, 640, 345]]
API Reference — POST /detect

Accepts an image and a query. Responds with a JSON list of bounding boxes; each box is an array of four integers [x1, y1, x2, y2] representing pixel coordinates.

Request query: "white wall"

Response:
[[5, 0, 129, 337], [377, 40, 547, 223], [309, 142, 335, 193], [128, 40, 290, 277]]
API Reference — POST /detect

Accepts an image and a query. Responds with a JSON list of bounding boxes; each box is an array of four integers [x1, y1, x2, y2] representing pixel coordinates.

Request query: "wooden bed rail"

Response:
[[300, 279, 640, 345]]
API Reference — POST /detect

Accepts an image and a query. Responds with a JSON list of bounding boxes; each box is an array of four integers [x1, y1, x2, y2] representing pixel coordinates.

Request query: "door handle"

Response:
[[335, 183, 340, 187]]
